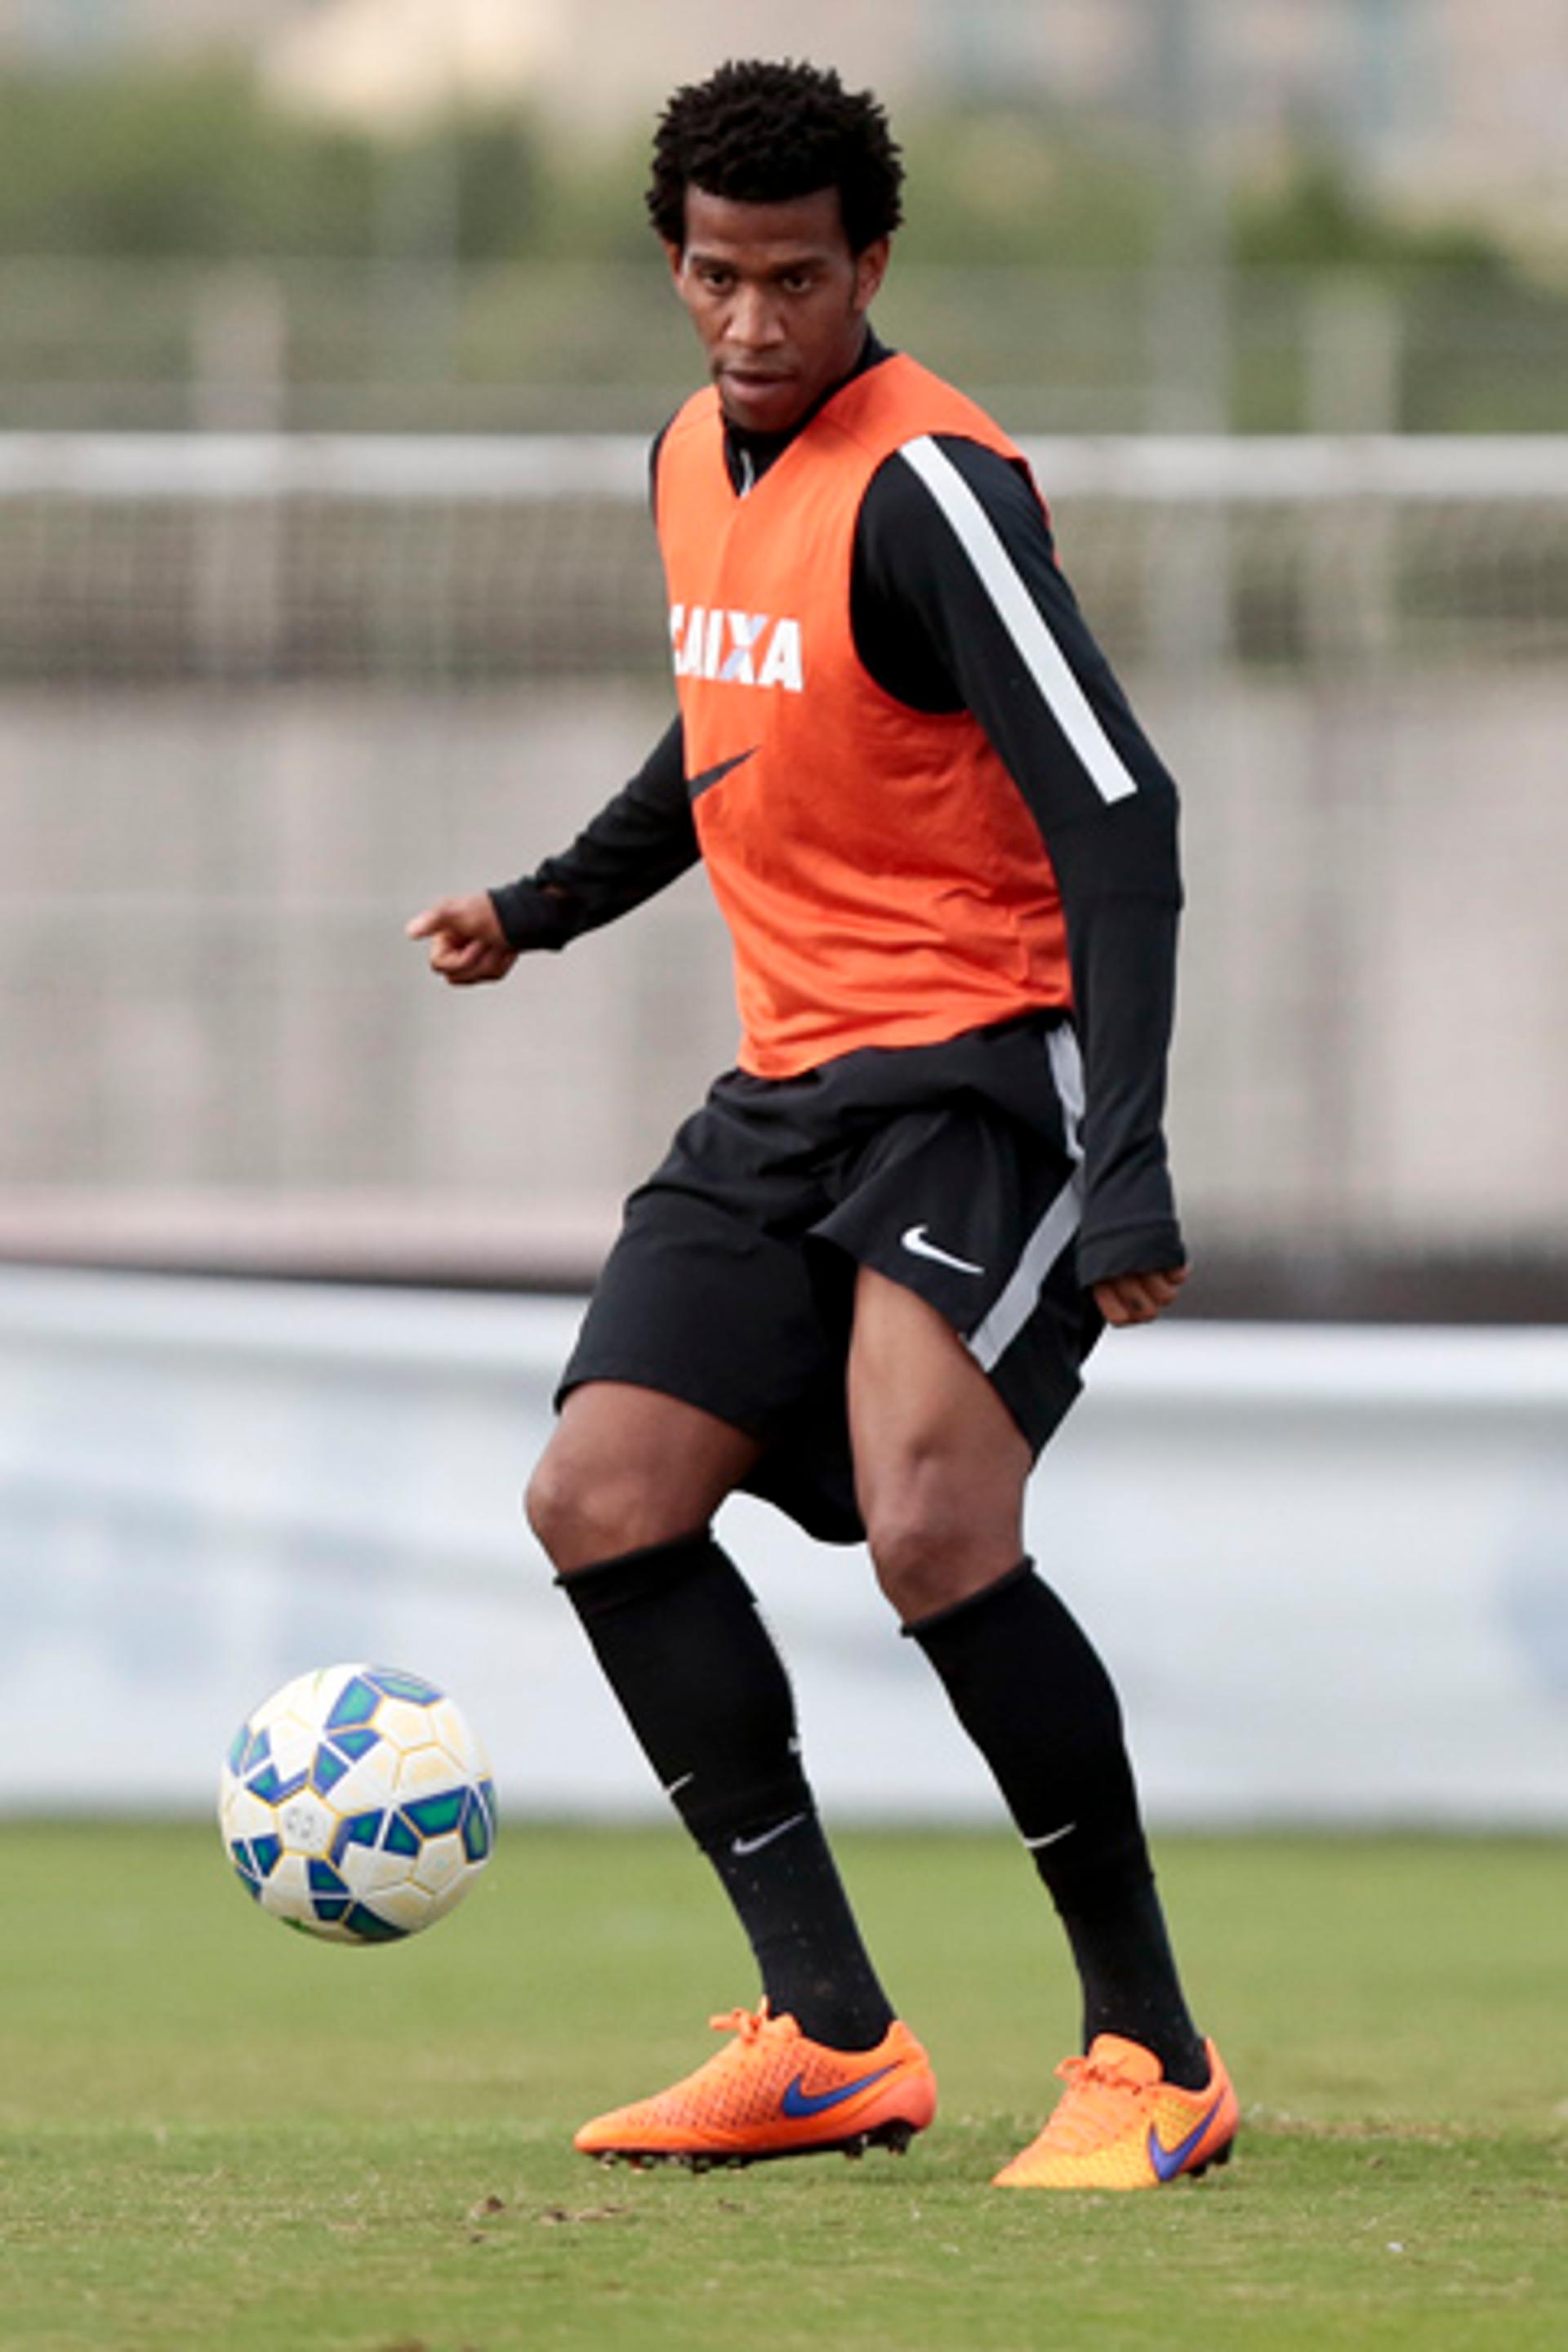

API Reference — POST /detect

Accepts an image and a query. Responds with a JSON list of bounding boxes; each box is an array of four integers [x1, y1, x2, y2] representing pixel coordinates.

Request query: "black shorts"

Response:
[[559, 1009, 1102, 1544]]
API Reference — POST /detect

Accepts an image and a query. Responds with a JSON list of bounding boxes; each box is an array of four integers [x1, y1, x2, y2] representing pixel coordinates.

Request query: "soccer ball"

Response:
[[219, 1664, 497, 1944]]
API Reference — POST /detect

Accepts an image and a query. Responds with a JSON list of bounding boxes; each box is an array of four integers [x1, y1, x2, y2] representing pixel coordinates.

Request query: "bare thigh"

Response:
[[848, 1265, 1032, 1622], [526, 1380, 764, 1573]]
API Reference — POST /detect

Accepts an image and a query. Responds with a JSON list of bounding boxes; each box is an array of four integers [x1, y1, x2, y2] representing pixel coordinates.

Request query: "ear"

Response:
[[852, 238, 890, 314], [663, 239, 686, 291]]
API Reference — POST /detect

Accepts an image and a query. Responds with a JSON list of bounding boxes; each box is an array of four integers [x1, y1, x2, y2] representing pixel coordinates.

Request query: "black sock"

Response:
[[906, 1560, 1208, 2089], [1057, 1879, 1209, 2087], [558, 1529, 895, 2052]]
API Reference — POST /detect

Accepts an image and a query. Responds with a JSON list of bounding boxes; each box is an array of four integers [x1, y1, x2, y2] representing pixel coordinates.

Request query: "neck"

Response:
[[724, 327, 887, 487]]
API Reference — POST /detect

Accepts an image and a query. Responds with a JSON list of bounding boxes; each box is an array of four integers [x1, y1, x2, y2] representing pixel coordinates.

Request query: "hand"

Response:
[[405, 893, 518, 987], [1092, 1265, 1188, 1328]]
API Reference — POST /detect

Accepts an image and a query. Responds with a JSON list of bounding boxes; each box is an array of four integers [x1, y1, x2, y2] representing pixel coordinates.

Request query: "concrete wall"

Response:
[[3, 1267, 1566, 1823], [6, 666, 1566, 1270]]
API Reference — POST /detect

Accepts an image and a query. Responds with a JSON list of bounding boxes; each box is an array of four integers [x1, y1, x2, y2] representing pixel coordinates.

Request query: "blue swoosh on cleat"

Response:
[[1148, 2099, 1224, 2181], [781, 2064, 898, 2120]]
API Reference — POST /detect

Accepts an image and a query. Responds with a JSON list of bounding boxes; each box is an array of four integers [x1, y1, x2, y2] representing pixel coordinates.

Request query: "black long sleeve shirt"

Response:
[[491, 337, 1184, 1288]]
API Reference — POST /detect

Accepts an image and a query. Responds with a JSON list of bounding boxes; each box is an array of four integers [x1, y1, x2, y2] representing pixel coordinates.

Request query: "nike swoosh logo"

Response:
[[688, 746, 758, 801], [781, 2062, 898, 2120], [901, 1224, 986, 1276], [730, 1811, 807, 1859], [1023, 1822, 1076, 1851], [1148, 2097, 1224, 2181]]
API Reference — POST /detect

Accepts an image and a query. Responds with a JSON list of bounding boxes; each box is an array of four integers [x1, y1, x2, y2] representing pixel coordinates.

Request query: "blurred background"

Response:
[[2, 0, 1566, 1822]]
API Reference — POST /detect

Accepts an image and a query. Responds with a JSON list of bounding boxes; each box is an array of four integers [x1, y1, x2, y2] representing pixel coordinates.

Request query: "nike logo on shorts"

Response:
[[901, 1224, 985, 1276]]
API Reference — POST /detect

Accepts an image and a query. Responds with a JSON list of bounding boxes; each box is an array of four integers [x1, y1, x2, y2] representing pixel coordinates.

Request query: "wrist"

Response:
[[488, 880, 574, 952]]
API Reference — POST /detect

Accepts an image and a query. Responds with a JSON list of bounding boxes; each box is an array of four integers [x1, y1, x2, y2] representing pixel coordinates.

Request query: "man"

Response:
[[408, 58, 1236, 2190]]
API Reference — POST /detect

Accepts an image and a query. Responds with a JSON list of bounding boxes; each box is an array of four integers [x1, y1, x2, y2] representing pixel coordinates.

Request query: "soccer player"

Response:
[[408, 59, 1236, 2190]]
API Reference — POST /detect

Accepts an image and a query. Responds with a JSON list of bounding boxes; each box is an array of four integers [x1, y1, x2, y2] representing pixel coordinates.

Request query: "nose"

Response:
[[727, 282, 786, 352]]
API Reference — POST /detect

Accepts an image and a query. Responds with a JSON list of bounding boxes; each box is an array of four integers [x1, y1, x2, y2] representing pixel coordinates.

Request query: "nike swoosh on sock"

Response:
[[730, 1811, 808, 1859]]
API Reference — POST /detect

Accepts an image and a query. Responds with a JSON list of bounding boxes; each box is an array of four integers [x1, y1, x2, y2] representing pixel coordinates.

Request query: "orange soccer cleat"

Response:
[[992, 2033, 1237, 2191], [573, 2001, 938, 2169]]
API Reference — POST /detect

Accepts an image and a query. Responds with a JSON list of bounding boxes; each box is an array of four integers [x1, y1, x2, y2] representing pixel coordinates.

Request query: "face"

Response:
[[667, 185, 889, 436]]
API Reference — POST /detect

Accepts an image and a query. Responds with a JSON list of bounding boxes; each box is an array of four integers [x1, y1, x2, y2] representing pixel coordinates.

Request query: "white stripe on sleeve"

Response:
[[898, 435, 1139, 807]]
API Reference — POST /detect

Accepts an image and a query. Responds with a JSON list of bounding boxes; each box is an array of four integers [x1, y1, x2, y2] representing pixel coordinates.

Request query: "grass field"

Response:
[[1, 1823, 1565, 2352]]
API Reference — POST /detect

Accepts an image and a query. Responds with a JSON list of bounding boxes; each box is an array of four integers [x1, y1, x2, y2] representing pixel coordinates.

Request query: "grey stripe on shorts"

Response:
[[964, 1025, 1085, 1374]]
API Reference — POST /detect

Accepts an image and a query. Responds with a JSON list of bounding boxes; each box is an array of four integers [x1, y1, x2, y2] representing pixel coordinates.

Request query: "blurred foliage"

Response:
[[897, 115, 1165, 267], [0, 68, 1564, 434], [1232, 153, 1515, 283], [0, 69, 541, 260], [0, 65, 1554, 284], [0, 69, 374, 256]]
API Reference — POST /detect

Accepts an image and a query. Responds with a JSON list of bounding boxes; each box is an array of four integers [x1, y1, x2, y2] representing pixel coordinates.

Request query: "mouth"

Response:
[[720, 366, 795, 392]]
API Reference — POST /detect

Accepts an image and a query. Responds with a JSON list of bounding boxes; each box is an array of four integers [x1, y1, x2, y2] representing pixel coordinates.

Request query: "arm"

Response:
[[408, 715, 700, 984], [854, 439, 1186, 1314], [490, 714, 698, 947]]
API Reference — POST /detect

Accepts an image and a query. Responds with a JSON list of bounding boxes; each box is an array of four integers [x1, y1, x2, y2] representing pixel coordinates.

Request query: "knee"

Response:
[[523, 1447, 577, 1569], [524, 1437, 711, 1575], [863, 1482, 984, 1624], [524, 1446, 631, 1573], [861, 1456, 1025, 1625]]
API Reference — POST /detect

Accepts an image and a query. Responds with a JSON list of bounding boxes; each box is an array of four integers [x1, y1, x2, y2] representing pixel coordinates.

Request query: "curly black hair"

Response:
[[647, 59, 904, 254]]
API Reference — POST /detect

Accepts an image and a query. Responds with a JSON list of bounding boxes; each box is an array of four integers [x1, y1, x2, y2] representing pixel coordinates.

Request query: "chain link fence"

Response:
[[4, 430, 1566, 1308], [4, 259, 1566, 436]]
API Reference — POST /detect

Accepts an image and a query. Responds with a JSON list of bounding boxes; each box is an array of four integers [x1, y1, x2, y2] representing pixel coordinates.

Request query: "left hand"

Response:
[[1092, 1265, 1188, 1328]]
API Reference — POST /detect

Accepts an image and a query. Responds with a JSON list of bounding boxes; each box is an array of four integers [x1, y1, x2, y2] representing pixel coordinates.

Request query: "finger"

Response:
[[1139, 1268, 1188, 1314], [1108, 1268, 1187, 1321], [405, 905, 449, 940], [434, 938, 489, 976], [444, 947, 516, 987], [1111, 1276, 1162, 1323]]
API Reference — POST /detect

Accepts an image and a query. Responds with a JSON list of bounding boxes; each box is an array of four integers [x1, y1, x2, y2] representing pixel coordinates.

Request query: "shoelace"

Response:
[[1040, 2051, 1152, 2153], [706, 2000, 781, 2049]]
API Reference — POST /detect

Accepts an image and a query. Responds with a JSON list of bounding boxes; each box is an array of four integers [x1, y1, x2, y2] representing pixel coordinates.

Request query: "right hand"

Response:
[[404, 893, 519, 987], [1092, 1265, 1188, 1328]]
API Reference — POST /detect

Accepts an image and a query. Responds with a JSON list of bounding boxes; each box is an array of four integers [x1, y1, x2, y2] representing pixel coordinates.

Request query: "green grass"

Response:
[[1, 1824, 1565, 2351]]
